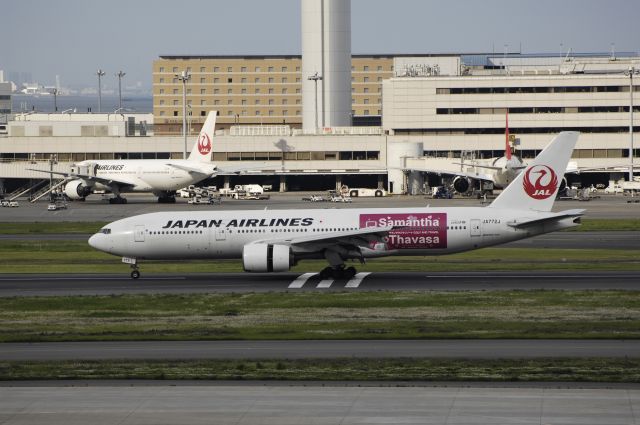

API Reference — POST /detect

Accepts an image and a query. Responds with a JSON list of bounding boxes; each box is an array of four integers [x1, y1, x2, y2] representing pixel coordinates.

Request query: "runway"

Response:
[[3, 384, 638, 425], [0, 270, 639, 296], [2, 340, 639, 361]]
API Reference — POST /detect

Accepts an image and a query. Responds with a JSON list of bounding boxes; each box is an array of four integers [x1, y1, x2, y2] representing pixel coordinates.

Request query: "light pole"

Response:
[[116, 71, 126, 111], [626, 66, 639, 182], [307, 72, 322, 132], [96, 69, 106, 113], [175, 70, 191, 159], [51, 88, 58, 112]]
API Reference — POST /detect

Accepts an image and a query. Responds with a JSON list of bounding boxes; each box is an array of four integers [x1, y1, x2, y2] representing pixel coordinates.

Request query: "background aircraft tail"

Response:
[[489, 131, 579, 212], [188, 111, 217, 162]]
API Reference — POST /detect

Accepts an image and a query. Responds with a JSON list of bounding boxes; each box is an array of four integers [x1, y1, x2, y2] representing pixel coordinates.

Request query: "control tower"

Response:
[[301, 0, 351, 131]]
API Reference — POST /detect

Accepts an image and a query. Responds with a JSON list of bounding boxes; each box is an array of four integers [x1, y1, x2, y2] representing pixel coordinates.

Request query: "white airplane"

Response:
[[30, 111, 220, 204], [89, 132, 583, 279], [417, 112, 526, 194]]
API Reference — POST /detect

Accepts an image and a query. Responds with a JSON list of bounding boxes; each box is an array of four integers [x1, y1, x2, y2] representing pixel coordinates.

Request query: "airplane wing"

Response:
[[506, 209, 585, 229], [248, 225, 394, 254], [166, 163, 215, 175], [405, 166, 496, 183], [26, 168, 134, 189]]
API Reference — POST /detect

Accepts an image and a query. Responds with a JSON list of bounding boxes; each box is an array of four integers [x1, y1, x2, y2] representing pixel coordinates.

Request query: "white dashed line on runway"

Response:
[[288, 272, 318, 289], [345, 272, 371, 288]]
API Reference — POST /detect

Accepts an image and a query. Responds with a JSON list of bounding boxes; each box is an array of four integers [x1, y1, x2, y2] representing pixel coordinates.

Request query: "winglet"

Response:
[[489, 132, 579, 212], [188, 111, 217, 162]]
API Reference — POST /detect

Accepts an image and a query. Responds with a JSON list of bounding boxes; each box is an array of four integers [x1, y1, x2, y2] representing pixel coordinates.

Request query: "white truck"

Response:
[[347, 187, 387, 197], [604, 179, 640, 195]]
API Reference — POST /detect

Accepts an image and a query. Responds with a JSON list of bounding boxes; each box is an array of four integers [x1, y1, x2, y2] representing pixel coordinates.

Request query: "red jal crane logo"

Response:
[[198, 134, 212, 155], [522, 165, 558, 199]]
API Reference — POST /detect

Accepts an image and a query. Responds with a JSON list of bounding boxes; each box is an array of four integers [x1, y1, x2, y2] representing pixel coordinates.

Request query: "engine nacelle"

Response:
[[242, 244, 292, 272], [453, 176, 472, 194], [64, 180, 92, 200]]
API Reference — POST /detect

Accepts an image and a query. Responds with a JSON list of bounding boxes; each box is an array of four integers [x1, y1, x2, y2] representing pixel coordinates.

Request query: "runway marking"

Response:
[[316, 279, 334, 289], [345, 272, 371, 288], [288, 272, 317, 289]]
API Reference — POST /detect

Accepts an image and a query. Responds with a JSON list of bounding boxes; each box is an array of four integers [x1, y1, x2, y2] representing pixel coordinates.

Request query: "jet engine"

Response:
[[242, 244, 292, 272], [453, 176, 472, 194], [64, 180, 92, 200]]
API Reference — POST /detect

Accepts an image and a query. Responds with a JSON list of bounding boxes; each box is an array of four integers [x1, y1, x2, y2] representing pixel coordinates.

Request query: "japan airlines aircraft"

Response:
[[89, 132, 582, 279], [30, 111, 220, 204], [414, 112, 526, 194]]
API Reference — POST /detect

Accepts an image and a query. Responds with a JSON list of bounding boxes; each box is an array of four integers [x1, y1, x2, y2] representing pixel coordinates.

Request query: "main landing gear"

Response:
[[157, 192, 176, 203], [319, 249, 358, 279], [109, 196, 127, 204], [319, 265, 357, 279]]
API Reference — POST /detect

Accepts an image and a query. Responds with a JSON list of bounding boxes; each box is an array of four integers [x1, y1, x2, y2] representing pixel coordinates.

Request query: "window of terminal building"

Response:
[[255, 99, 260, 104], [282, 77, 288, 83], [296, 110, 301, 115], [377, 66, 382, 71], [227, 67, 233, 72], [186, 67, 191, 72], [214, 77, 220, 83], [200, 78, 205, 83], [172, 67, 178, 72], [311, 151, 325, 160], [186, 89, 192, 94], [227, 89, 233, 94], [213, 152, 227, 161], [214, 66, 220, 72], [296, 99, 301, 104], [255, 77, 261, 83], [269, 151, 282, 160], [268, 99, 274, 105], [296, 66, 300, 71], [173, 89, 178, 94], [241, 78, 247, 83], [201, 100, 207, 105], [241, 152, 254, 160], [377, 77, 382, 82], [241, 88, 247, 94], [255, 111, 260, 115], [159, 111, 165, 116], [363, 110, 369, 115], [351, 77, 355, 82], [296, 78, 301, 82], [268, 66, 274, 72], [364, 77, 369, 83], [364, 66, 369, 71], [268, 77, 275, 83], [241, 99, 247, 105], [241, 110, 247, 115], [282, 109, 288, 115], [353, 151, 367, 160], [363, 88, 369, 93], [282, 99, 288, 105], [324, 151, 337, 160], [364, 99, 369, 104], [173, 111, 178, 116], [241, 67, 247, 72], [214, 89, 220, 94], [227, 100, 232, 104], [159, 78, 164, 83], [255, 88, 260, 94], [159, 100, 165, 105], [268, 110, 274, 116], [367, 151, 379, 160], [297, 152, 310, 160], [282, 88, 288, 94], [159, 89, 164, 94], [227, 78, 233, 83], [200, 89, 206, 94], [214, 100, 220, 105], [159, 67, 164, 72], [200, 67, 206, 72], [227, 110, 233, 115], [173, 100, 179, 106], [255, 152, 268, 160], [282, 67, 287, 72], [296, 88, 300, 93], [228, 152, 241, 161], [255, 66, 261, 72]]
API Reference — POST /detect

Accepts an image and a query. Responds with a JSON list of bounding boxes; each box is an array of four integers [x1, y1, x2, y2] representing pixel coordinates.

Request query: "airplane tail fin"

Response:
[[505, 110, 512, 160], [188, 111, 217, 162], [489, 131, 579, 212]]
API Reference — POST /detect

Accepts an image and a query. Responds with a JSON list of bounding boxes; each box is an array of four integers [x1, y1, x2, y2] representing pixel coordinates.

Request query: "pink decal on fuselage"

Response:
[[359, 213, 447, 249]]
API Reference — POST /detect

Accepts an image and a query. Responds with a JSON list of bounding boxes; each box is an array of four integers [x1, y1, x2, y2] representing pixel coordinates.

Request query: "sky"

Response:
[[1, 0, 639, 91]]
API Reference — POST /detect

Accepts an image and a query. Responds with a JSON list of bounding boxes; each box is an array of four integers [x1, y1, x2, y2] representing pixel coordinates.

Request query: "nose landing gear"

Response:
[[122, 257, 140, 279]]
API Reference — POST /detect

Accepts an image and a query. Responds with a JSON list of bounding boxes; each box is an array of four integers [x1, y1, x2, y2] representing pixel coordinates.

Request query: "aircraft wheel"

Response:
[[130, 270, 140, 279], [344, 266, 357, 279], [319, 267, 333, 279]]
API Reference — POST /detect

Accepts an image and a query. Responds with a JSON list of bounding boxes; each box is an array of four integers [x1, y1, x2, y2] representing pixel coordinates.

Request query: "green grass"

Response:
[[1, 290, 639, 342], [2, 358, 640, 382], [0, 240, 639, 273], [564, 218, 640, 232]]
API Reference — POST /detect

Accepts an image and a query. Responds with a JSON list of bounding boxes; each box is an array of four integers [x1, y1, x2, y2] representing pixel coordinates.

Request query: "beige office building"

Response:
[[152, 55, 393, 134]]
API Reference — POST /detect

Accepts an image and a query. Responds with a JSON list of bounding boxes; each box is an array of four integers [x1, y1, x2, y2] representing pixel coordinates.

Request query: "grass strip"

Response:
[[2, 358, 639, 382], [0, 218, 639, 234], [0, 240, 639, 273], [1, 290, 639, 342]]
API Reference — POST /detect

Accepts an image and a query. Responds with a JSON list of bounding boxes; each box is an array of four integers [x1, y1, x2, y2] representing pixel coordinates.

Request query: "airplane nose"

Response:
[[88, 233, 107, 252]]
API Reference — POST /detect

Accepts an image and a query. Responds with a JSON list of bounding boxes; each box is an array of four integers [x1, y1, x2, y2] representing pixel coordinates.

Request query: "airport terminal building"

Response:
[[1, 52, 638, 196]]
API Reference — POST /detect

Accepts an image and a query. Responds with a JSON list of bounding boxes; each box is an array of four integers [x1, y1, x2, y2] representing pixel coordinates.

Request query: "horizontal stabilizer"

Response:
[[506, 209, 585, 229]]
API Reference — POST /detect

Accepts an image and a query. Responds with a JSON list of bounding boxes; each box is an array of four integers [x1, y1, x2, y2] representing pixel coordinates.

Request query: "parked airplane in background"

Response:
[[30, 111, 220, 204], [416, 112, 527, 195], [89, 132, 582, 280]]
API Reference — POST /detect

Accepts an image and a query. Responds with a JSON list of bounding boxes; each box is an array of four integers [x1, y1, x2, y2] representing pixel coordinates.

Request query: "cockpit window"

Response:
[[100, 228, 111, 234]]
